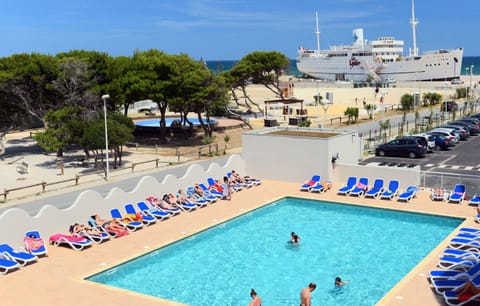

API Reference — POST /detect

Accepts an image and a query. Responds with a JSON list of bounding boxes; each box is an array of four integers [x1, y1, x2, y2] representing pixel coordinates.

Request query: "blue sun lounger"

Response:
[[380, 180, 399, 200], [448, 238, 480, 251], [0, 244, 38, 266], [0, 256, 20, 274], [110, 208, 144, 231], [300, 175, 321, 192], [469, 194, 480, 206], [397, 186, 418, 202], [364, 179, 384, 198], [337, 177, 356, 195], [448, 184, 466, 204], [349, 177, 369, 197], [430, 262, 480, 281], [443, 288, 480, 305], [136, 201, 170, 221], [443, 248, 480, 260], [125, 204, 157, 226], [24, 231, 48, 257], [433, 273, 480, 294]]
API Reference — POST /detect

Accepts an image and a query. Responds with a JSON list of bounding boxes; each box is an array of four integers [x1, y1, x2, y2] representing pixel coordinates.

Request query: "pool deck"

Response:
[[0, 181, 477, 306]]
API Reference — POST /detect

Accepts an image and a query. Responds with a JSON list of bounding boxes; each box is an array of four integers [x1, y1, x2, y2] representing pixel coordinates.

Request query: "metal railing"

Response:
[[420, 171, 480, 197]]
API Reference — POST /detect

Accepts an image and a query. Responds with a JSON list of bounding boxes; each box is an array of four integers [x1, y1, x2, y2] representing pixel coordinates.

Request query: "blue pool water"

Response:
[[135, 118, 216, 128], [87, 197, 462, 305]]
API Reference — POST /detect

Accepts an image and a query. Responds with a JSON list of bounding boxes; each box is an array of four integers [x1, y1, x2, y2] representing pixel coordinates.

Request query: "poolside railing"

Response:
[[420, 171, 480, 197]]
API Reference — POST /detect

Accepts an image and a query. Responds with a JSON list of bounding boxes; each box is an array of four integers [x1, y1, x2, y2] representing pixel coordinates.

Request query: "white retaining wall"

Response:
[[0, 155, 246, 248]]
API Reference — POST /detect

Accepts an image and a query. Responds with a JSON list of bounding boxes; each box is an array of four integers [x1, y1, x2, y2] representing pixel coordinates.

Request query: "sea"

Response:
[[206, 56, 480, 77]]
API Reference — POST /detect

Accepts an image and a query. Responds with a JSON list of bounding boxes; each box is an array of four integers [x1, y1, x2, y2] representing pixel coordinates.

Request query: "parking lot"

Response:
[[363, 125, 480, 195]]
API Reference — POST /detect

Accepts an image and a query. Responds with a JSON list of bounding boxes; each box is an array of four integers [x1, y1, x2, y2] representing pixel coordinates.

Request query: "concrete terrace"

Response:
[[0, 180, 477, 306]]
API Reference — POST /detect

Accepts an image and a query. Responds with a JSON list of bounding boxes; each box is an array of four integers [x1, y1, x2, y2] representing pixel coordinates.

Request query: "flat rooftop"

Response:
[[0, 181, 476, 306]]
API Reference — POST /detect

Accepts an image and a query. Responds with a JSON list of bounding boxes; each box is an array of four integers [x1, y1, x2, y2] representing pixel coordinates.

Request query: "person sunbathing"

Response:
[[69, 223, 103, 236], [24, 235, 45, 252], [157, 195, 180, 211], [177, 189, 194, 204], [194, 184, 205, 197], [90, 214, 129, 237], [231, 170, 259, 183]]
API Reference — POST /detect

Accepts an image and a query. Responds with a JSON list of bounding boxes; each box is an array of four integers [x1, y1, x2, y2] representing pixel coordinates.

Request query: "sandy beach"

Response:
[[237, 75, 480, 122]]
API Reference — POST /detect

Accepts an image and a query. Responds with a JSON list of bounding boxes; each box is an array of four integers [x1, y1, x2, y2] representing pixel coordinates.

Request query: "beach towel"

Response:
[[49, 234, 88, 242], [24, 237, 44, 252]]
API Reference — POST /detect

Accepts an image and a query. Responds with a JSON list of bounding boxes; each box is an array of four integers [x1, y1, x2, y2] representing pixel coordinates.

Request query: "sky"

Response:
[[0, 0, 478, 60]]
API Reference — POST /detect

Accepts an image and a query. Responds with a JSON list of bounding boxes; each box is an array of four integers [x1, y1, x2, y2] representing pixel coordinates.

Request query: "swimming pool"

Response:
[[135, 118, 216, 128], [87, 197, 462, 305]]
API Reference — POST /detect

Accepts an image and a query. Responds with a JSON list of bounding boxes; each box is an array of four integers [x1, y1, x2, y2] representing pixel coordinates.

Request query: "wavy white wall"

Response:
[[0, 154, 246, 248]]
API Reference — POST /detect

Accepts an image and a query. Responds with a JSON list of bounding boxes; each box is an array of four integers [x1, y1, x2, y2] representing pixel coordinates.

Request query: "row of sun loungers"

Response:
[[429, 227, 480, 305], [42, 172, 262, 254]]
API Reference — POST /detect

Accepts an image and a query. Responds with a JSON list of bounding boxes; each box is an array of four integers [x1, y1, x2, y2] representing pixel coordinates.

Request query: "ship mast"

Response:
[[315, 11, 320, 52], [410, 0, 419, 57]]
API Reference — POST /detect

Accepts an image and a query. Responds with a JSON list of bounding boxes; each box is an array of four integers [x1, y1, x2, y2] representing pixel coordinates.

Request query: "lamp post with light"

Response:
[[102, 94, 110, 180]]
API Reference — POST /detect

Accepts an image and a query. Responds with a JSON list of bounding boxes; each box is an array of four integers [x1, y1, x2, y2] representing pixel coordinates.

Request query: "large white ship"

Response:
[[296, 0, 463, 82]]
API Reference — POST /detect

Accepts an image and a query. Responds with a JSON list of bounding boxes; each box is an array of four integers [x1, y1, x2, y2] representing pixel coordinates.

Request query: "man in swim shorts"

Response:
[[300, 282, 316, 306]]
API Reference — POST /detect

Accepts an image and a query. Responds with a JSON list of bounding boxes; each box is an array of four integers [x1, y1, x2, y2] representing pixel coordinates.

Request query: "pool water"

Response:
[[87, 197, 462, 306]]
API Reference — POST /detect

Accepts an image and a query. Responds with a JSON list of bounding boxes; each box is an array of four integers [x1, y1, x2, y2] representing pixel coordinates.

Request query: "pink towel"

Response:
[[49, 233, 87, 242], [24, 237, 44, 251]]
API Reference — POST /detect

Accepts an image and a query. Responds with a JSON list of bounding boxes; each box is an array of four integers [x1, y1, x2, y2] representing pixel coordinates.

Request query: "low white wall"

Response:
[[333, 163, 421, 190], [0, 155, 247, 248]]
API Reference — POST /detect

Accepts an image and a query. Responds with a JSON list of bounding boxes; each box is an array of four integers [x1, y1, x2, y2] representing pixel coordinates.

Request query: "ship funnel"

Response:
[[353, 28, 364, 49]]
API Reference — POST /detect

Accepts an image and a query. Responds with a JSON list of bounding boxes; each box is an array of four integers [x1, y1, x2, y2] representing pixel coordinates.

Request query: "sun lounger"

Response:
[[110, 208, 144, 231], [430, 262, 480, 281], [469, 194, 480, 206], [24, 231, 48, 257], [137, 201, 170, 221], [145, 196, 181, 216], [198, 183, 223, 198], [448, 238, 480, 252], [49, 233, 92, 251], [364, 179, 384, 198], [443, 248, 480, 260], [0, 256, 20, 274], [437, 256, 477, 271], [74, 228, 110, 244], [380, 180, 399, 200], [397, 186, 418, 202], [459, 228, 480, 236], [300, 175, 321, 192], [443, 288, 480, 305], [449, 184, 466, 204], [431, 188, 448, 201], [125, 204, 156, 226], [337, 176, 357, 195], [0, 244, 38, 266], [433, 274, 480, 294], [310, 181, 328, 193], [349, 177, 369, 197]]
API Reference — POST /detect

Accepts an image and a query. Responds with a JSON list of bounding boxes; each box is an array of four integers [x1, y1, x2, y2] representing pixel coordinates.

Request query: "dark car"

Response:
[[449, 121, 479, 135], [375, 137, 428, 159], [440, 101, 458, 112], [429, 134, 454, 150], [462, 117, 480, 127]]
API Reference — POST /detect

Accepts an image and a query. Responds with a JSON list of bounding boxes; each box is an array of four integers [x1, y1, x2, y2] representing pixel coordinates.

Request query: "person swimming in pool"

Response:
[[289, 232, 301, 245], [334, 276, 350, 287], [248, 288, 262, 306]]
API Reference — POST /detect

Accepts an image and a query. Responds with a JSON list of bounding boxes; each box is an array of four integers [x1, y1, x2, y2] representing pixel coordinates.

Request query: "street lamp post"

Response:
[[320, 98, 333, 128], [470, 65, 474, 100], [102, 94, 110, 180]]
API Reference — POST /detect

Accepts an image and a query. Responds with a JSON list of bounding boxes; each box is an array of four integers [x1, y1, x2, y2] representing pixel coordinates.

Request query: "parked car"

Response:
[[427, 131, 458, 145], [375, 137, 428, 159], [461, 117, 480, 127], [429, 128, 460, 143], [449, 121, 479, 135], [440, 101, 458, 112], [411, 133, 435, 152], [436, 125, 469, 140], [429, 134, 455, 150], [451, 78, 464, 85]]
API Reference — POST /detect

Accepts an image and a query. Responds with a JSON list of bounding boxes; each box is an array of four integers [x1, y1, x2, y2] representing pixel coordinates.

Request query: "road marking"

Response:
[[464, 166, 473, 170], [439, 155, 456, 165], [450, 166, 460, 169], [425, 164, 434, 167], [437, 165, 447, 168]]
